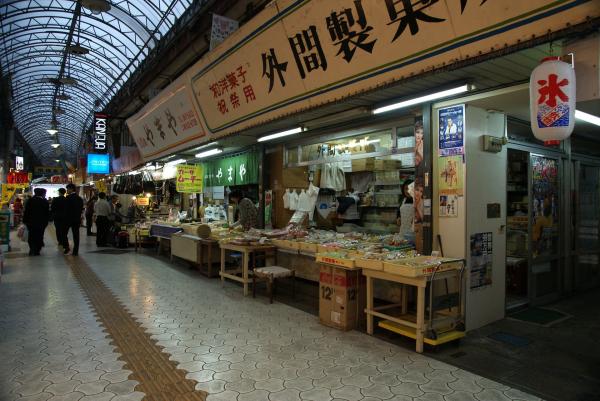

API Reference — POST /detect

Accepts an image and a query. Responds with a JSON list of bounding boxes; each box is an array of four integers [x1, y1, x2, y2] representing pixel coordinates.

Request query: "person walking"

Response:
[[64, 184, 84, 256], [85, 196, 97, 236], [94, 192, 111, 247], [51, 188, 69, 253], [22, 188, 50, 256]]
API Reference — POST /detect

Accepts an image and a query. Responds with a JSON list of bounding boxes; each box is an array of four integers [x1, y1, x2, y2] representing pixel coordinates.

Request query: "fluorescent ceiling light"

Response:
[[55, 159, 60, 163], [165, 158, 186, 166], [51, 143, 60, 148], [258, 127, 303, 142], [576, 110, 600, 126], [373, 84, 471, 114], [47, 129, 58, 135], [195, 148, 223, 159], [193, 141, 219, 151]]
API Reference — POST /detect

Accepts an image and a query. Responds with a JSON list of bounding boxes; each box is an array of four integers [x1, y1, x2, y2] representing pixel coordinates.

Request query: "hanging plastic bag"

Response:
[[17, 224, 28, 242]]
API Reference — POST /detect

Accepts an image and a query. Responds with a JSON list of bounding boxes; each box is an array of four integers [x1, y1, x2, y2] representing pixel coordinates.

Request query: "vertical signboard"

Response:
[[94, 113, 108, 153], [210, 14, 239, 50]]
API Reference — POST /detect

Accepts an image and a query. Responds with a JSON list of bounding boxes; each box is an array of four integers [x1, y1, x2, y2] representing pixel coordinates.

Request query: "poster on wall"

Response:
[[470, 232, 493, 289], [176, 164, 204, 193], [264, 190, 273, 229], [439, 155, 463, 195], [438, 105, 465, 156], [531, 155, 559, 258], [439, 194, 458, 217]]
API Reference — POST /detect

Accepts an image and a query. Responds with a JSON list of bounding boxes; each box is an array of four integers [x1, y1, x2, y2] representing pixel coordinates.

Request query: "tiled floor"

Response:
[[0, 231, 543, 401]]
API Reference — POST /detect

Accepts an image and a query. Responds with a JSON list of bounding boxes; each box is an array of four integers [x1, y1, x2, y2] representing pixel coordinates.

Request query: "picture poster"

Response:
[[439, 155, 463, 195], [470, 232, 493, 289], [438, 105, 465, 156], [531, 155, 559, 258], [439, 194, 458, 217], [176, 164, 204, 193]]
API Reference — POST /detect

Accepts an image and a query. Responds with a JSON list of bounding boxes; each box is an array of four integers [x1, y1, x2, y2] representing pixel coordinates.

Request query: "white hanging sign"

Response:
[[530, 57, 576, 142]]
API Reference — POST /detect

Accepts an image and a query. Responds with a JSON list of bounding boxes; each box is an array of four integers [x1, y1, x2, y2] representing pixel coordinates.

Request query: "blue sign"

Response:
[[438, 105, 465, 156], [87, 153, 110, 174]]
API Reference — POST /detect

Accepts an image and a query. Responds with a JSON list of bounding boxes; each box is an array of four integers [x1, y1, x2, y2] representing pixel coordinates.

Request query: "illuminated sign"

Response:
[[94, 113, 108, 152], [15, 156, 24, 171], [87, 153, 110, 174]]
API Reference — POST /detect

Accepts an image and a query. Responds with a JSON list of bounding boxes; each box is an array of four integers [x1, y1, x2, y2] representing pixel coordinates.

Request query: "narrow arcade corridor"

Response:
[[0, 231, 541, 401]]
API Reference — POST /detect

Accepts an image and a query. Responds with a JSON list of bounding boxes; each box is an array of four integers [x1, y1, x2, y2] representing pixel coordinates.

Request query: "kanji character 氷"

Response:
[[230, 92, 241, 109], [243, 85, 256, 103], [288, 25, 327, 79], [261, 48, 288, 93], [327, 0, 376, 62], [165, 109, 178, 136], [537, 74, 569, 108], [143, 125, 154, 146], [385, 0, 445, 42], [218, 99, 229, 114]]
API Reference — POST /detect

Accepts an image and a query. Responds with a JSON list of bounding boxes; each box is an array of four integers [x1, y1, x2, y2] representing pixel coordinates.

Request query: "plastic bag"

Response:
[[17, 224, 28, 242]]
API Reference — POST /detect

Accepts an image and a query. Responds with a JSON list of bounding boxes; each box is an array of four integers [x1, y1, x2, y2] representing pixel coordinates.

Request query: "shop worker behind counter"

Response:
[[229, 189, 258, 231], [64, 183, 84, 256], [23, 187, 49, 256]]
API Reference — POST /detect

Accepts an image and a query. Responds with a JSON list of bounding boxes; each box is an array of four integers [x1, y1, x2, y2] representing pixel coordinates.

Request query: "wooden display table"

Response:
[[363, 258, 465, 353], [219, 243, 276, 296]]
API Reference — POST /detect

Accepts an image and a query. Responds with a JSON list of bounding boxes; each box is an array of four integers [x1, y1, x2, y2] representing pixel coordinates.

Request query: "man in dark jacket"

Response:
[[23, 188, 50, 256], [51, 188, 68, 253], [64, 183, 84, 256]]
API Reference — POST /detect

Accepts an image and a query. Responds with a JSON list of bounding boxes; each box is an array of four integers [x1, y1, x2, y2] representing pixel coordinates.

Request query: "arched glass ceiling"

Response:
[[0, 0, 195, 163]]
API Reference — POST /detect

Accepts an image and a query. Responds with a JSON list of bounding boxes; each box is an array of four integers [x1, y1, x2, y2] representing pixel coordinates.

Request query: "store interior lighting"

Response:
[[195, 148, 223, 159], [257, 127, 304, 142], [192, 141, 219, 151], [576, 110, 600, 126], [165, 158, 186, 167], [372, 84, 471, 114], [51, 143, 60, 148], [47, 129, 58, 135]]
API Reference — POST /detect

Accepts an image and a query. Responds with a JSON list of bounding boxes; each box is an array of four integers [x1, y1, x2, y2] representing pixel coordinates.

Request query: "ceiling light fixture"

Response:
[[195, 148, 223, 159], [82, 0, 111, 14], [372, 84, 472, 114], [51, 143, 60, 149], [257, 127, 304, 142], [165, 158, 186, 167], [192, 141, 219, 151], [66, 43, 90, 55], [575, 110, 600, 127], [47, 129, 58, 135]]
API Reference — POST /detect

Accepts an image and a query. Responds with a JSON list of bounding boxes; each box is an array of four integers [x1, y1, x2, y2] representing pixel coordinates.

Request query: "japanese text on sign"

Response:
[[176, 164, 203, 193]]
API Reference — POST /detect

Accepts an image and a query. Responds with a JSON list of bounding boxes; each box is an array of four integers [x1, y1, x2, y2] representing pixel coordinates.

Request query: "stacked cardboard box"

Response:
[[319, 264, 365, 330]]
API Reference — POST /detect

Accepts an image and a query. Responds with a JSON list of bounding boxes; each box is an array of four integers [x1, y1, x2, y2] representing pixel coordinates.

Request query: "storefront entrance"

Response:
[[506, 146, 562, 310]]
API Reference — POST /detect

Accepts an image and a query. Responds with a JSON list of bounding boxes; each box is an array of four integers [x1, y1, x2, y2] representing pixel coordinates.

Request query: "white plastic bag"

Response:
[[17, 224, 28, 242]]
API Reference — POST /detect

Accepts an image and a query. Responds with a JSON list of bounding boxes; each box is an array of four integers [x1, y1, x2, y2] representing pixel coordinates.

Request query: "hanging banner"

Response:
[[176, 164, 204, 193], [112, 147, 142, 175], [7, 171, 29, 184], [186, 0, 596, 140], [1, 184, 26, 205], [439, 155, 464, 196], [438, 105, 465, 156], [204, 152, 259, 187], [94, 113, 108, 153], [127, 82, 207, 162], [210, 14, 239, 51]]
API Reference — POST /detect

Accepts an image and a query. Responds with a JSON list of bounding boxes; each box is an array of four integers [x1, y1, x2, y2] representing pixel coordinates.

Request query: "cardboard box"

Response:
[[351, 158, 375, 172], [316, 254, 356, 269], [319, 264, 366, 331], [374, 159, 401, 171]]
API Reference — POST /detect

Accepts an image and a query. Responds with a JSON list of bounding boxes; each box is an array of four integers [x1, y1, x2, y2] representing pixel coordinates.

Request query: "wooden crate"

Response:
[[299, 242, 318, 253], [272, 239, 300, 250], [355, 258, 384, 271], [383, 256, 463, 277]]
